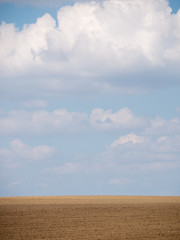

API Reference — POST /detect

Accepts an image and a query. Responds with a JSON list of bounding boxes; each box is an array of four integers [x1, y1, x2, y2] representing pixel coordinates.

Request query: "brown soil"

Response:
[[0, 196, 180, 240]]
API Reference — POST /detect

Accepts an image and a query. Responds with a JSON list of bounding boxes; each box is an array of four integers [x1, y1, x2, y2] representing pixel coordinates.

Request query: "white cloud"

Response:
[[40, 131, 180, 177], [110, 133, 146, 148], [10, 139, 55, 160], [0, 139, 54, 173], [154, 135, 180, 153], [0, 109, 88, 135], [0, 107, 144, 135], [90, 108, 146, 130], [1, 108, 180, 136], [0, 0, 180, 97], [104, 133, 180, 164], [80, 132, 179, 182], [0, 13, 56, 76], [145, 116, 180, 135]]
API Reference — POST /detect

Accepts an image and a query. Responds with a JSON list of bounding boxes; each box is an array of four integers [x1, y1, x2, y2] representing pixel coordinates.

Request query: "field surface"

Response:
[[0, 195, 180, 240]]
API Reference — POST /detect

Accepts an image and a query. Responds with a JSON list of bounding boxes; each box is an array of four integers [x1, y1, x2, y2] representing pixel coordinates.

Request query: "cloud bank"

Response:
[[1, 107, 180, 135], [0, 109, 89, 135], [0, 0, 180, 97], [0, 0, 90, 7], [40, 132, 180, 181]]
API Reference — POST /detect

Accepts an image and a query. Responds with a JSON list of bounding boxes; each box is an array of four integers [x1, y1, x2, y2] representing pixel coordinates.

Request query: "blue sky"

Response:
[[0, 0, 180, 197]]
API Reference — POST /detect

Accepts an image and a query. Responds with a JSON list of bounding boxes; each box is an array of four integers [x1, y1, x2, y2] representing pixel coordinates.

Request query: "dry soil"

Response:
[[0, 195, 180, 240]]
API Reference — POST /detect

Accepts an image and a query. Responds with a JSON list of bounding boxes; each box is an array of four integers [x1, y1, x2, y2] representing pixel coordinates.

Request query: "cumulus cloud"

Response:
[[105, 133, 180, 164], [0, 0, 180, 97], [90, 108, 146, 130], [1, 107, 180, 135], [10, 139, 54, 160], [0, 107, 143, 135], [0, 139, 54, 164], [0, 109, 89, 135], [40, 132, 180, 177], [145, 116, 180, 135], [110, 133, 146, 148]]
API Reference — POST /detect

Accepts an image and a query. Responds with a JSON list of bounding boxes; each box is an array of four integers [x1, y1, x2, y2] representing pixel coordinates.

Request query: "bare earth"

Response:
[[0, 196, 180, 240]]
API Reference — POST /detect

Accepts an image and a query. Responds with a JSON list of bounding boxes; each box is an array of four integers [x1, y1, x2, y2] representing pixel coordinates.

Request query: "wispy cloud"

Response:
[[22, 100, 48, 109], [42, 162, 82, 175], [8, 181, 21, 189]]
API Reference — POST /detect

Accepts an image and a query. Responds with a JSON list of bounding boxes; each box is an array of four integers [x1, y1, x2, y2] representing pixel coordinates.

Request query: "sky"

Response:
[[0, 0, 180, 197]]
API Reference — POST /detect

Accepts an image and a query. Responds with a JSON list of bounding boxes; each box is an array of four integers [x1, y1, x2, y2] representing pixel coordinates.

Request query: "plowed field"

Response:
[[0, 196, 180, 240]]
